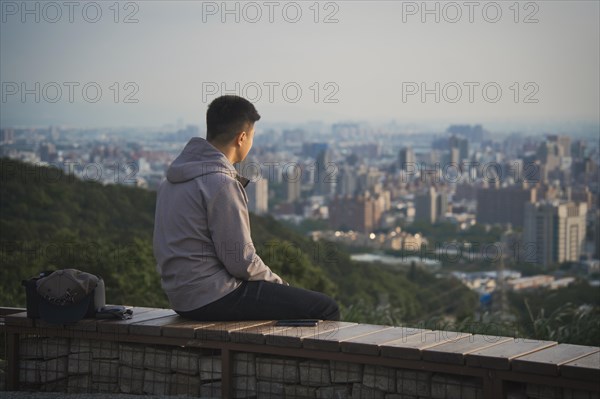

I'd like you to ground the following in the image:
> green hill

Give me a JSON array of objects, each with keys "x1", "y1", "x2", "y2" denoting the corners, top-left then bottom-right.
[{"x1": 0, "y1": 158, "x2": 477, "y2": 323}]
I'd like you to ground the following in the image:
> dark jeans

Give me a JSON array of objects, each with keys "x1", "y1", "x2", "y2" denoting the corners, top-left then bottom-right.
[{"x1": 176, "y1": 281, "x2": 340, "y2": 321}]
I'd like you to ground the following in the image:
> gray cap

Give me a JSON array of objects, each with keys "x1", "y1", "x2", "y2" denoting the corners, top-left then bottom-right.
[{"x1": 36, "y1": 269, "x2": 99, "y2": 306}]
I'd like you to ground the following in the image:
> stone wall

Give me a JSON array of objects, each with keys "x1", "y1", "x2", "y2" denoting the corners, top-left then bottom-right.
[{"x1": 11, "y1": 336, "x2": 598, "y2": 399}]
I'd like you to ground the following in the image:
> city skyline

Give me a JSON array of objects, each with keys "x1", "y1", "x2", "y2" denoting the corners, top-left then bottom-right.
[{"x1": 1, "y1": 1, "x2": 599, "y2": 129}]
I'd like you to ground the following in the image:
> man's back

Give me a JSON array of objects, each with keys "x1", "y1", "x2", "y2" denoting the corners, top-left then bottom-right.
[
  {"x1": 153, "y1": 137, "x2": 281, "y2": 312},
  {"x1": 153, "y1": 95, "x2": 338, "y2": 321}
]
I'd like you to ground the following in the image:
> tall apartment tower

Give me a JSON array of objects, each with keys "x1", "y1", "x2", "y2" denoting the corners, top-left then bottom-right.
[
  {"x1": 523, "y1": 201, "x2": 587, "y2": 267},
  {"x1": 414, "y1": 187, "x2": 445, "y2": 224},
  {"x1": 476, "y1": 184, "x2": 537, "y2": 227},
  {"x1": 314, "y1": 148, "x2": 334, "y2": 197},
  {"x1": 336, "y1": 165, "x2": 358, "y2": 196},
  {"x1": 329, "y1": 193, "x2": 382, "y2": 233},
  {"x1": 398, "y1": 147, "x2": 415, "y2": 171},
  {"x1": 286, "y1": 176, "x2": 301, "y2": 203},
  {"x1": 246, "y1": 178, "x2": 269, "y2": 215}
]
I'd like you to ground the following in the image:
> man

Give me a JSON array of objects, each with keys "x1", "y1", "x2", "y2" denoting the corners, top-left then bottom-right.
[{"x1": 153, "y1": 95, "x2": 340, "y2": 321}]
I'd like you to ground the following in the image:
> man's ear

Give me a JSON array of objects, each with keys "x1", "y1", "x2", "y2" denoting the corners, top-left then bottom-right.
[{"x1": 235, "y1": 131, "x2": 246, "y2": 147}]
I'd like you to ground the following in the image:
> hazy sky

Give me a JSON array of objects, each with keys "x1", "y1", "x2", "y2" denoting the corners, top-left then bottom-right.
[{"x1": 1, "y1": 0, "x2": 599, "y2": 129}]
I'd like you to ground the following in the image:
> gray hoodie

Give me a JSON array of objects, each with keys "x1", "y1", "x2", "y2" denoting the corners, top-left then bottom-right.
[{"x1": 153, "y1": 137, "x2": 283, "y2": 312}]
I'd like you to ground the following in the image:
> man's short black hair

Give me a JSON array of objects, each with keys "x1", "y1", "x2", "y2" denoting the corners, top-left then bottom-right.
[{"x1": 206, "y1": 95, "x2": 260, "y2": 145}]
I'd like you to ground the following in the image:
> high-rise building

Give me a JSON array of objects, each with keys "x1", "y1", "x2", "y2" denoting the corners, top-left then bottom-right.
[
  {"x1": 523, "y1": 201, "x2": 587, "y2": 267},
  {"x1": 1, "y1": 128, "x2": 15, "y2": 144},
  {"x1": 286, "y1": 175, "x2": 301, "y2": 203},
  {"x1": 547, "y1": 135, "x2": 571, "y2": 157},
  {"x1": 415, "y1": 187, "x2": 443, "y2": 224},
  {"x1": 476, "y1": 185, "x2": 537, "y2": 227},
  {"x1": 39, "y1": 142, "x2": 57, "y2": 163},
  {"x1": 329, "y1": 192, "x2": 381, "y2": 233},
  {"x1": 314, "y1": 148, "x2": 334, "y2": 197},
  {"x1": 398, "y1": 147, "x2": 415, "y2": 171},
  {"x1": 246, "y1": 178, "x2": 268, "y2": 215},
  {"x1": 336, "y1": 165, "x2": 358, "y2": 196},
  {"x1": 450, "y1": 147, "x2": 460, "y2": 165},
  {"x1": 449, "y1": 135, "x2": 469, "y2": 161}
]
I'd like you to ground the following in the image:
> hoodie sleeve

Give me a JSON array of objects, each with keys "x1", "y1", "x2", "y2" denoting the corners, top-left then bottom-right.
[{"x1": 207, "y1": 179, "x2": 284, "y2": 284}]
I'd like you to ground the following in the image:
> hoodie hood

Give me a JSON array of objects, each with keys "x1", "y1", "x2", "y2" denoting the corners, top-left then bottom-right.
[{"x1": 166, "y1": 137, "x2": 239, "y2": 184}]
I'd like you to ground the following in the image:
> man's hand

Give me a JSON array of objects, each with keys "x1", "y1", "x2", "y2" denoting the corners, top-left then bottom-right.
[{"x1": 282, "y1": 279, "x2": 290, "y2": 286}]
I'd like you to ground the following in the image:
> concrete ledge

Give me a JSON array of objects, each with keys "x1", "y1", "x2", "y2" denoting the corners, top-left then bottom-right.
[{"x1": 2, "y1": 306, "x2": 599, "y2": 399}]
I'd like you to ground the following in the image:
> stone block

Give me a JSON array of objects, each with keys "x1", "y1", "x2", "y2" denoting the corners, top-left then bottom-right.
[
  {"x1": 143, "y1": 346, "x2": 171, "y2": 373},
  {"x1": 257, "y1": 380, "x2": 285, "y2": 398},
  {"x1": 119, "y1": 343, "x2": 145, "y2": 367},
  {"x1": 195, "y1": 376, "x2": 257, "y2": 398},
  {"x1": 396, "y1": 369, "x2": 430, "y2": 397},
  {"x1": 316, "y1": 385, "x2": 351, "y2": 399},
  {"x1": 300, "y1": 359, "x2": 331, "y2": 386},
  {"x1": 233, "y1": 376, "x2": 257, "y2": 397},
  {"x1": 91, "y1": 341, "x2": 119, "y2": 359},
  {"x1": 19, "y1": 360, "x2": 40, "y2": 384},
  {"x1": 91, "y1": 359, "x2": 119, "y2": 383},
  {"x1": 91, "y1": 381, "x2": 119, "y2": 393},
  {"x1": 363, "y1": 365, "x2": 396, "y2": 392},
  {"x1": 526, "y1": 383, "x2": 564, "y2": 399},
  {"x1": 70, "y1": 338, "x2": 91, "y2": 353},
  {"x1": 119, "y1": 365, "x2": 144, "y2": 394},
  {"x1": 143, "y1": 369, "x2": 171, "y2": 395},
  {"x1": 19, "y1": 338, "x2": 43, "y2": 359},
  {"x1": 233, "y1": 352, "x2": 256, "y2": 376},
  {"x1": 39, "y1": 356, "x2": 67, "y2": 383},
  {"x1": 199, "y1": 355, "x2": 222, "y2": 380},
  {"x1": 352, "y1": 382, "x2": 386, "y2": 399},
  {"x1": 331, "y1": 361, "x2": 363, "y2": 383},
  {"x1": 67, "y1": 352, "x2": 91, "y2": 375},
  {"x1": 506, "y1": 390, "x2": 527, "y2": 399},
  {"x1": 563, "y1": 388, "x2": 599, "y2": 399},
  {"x1": 256, "y1": 356, "x2": 299, "y2": 383},
  {"x1": 198, "y1": 353, "x2": 256, "y2": 380},
  {"x1": 40, "y1": 378, "x2": 67, "y2": 392},
  {"x1": 41, "y1": 338, "x2": 70, "y2": 359},
  {"x1": 431, "y1": 373, "x2": 483, "y2": 399},
  {"x1": 200, "y1": 381, "x2": 222, "y2": 398},
  {"x1": 285, "y1": 384, "x2": 318, "y2": 398},
  {"x1": 431, "y1": 374, "x2": 461, "y2": 399},
  {"x1": 170, "y1": 372, "x2": 201, "y2": 396},
  {"x1": 67, "y1": 374, "x2": 91, "y2": 393},
  {"x1": 170, "y1": 348, "x2": 199, "y2": 375},
  {"x1": 461, "y1": 384, "x2": 483, "y2": 399}
]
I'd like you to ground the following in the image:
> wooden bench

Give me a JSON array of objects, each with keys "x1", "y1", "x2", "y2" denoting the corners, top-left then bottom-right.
[{"x1": 2, "y1": 306, "x2": 599, "y2": 398}]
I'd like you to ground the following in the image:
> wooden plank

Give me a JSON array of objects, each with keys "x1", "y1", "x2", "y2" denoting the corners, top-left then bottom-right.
[
  {"x1": 561, "y1": 352, "x2": 600, "y2": 381},
  {"x1": 229, "y1": 322, "x2": 292, "y2": 345},
  {"x1": 195, "y1": 320, "x2": 274, "y2": 341},
  {"x1": 341, "y1": 327, "x2": 429, "y2": 356},
  {"x1": 97, "y1": 309, "x2": 176, "y2": 334},
  {"x1": 0, "y1": 307, "x2": 25, "y2": 316},
  {"x1": 511, "y1": 344, "x2": 599, "y2": 376},
  {"x1": 3, "y1": 312, "x2": 34, "y2": 327},
  {"x1": 466, "y1": 339, "x2": 557, "y2": 370},
  {"x1": 162, "y1": 320, "x2": 220, "y2": 338},
  {"x1": 128, "y1": 315, "x2": 186, "y2": 336},
  {"x1": 302, "y1": 324, "x2": 394, "y2": 352},
  {"x1": 4, "y1": 306, "x2": 154, "y2": 331},
  {"x1": 422, "y1": 334, "x2": 512, "y2": 365},
  {"x1": 63, "y1": 306, "x2": 151, "y2": 332},
  {"x1": 265, "y1": 322, "x2": 357, "y2": 348},
  {"x1": 381, "y1": 330, "x2": 472, "y2": 360}
]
